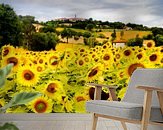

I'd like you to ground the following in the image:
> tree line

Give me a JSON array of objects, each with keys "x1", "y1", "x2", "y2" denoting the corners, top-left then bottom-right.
[{"x1": 0, "y1": 3, "x2": 163, "y2": 51}]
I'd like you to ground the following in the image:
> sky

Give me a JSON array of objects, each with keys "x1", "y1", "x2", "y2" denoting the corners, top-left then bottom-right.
[{"x1": 1, "y1": 0, "x2": 163, "y2": 27}]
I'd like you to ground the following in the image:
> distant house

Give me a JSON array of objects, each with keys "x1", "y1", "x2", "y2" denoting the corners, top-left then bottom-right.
[
  {"x1": 123, "y1": 26, "x2": 133, "y2": 31},
  {"x1": 112, "y1": 40, "x2": 127, "y2": 47},
  {"x1": 58, "y1": 23, "x2": 73, "y2": 27},
  {"x1": 33, "y1": 24, "x2": 44, "y2": 32}
]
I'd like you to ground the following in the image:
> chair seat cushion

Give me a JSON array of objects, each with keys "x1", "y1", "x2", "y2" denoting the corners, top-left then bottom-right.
[{"x1": 86, "y1": 100, "x2": 163, "y2": 122}]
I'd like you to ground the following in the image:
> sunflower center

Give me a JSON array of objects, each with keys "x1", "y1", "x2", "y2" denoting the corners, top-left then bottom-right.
[
  {"x1": 84, "y1": 57, "x2": 89, "y2": 62},
  {"x1": 7, "y1": 57, "x2": 18, "y2": 66},
  {"x1": 128, "y1": 63, "x2": 145, "y2": 76},
  {"x1": 24, "y1": 70, "x2": 34, "y2": 80},
  {"x1": 3, "y1": 48, "x2": 9, "y2": 56},
  {"x1": 88, "y1": 67, "x2": 98, "y2": 78},
  {"x1": 115, "y1": 54, "x2": 120, "y2": 59},
  {"x1": 89, "y1": 87, "x2": 95, "y2": 100},
  {"x1": 79, "y1": 60, "x2": 84, "y2": 66},
  {"x1": 147, "y1": 42, "x2": 152, "y2": 47},
  {"x1": 137, "y1": 54, "x2": 143, "y2": 59},
  {"x1": 149, "y1": 54, "x2": 157, "y2": 62},
  {"x1": 103, "y1": 54, "x2": 110, "y2": 60},
  {"x1": 80, "y1": 49, "x2": 85, "y2": 52},
  {"x1": 161, "y1": 49, "x2": 163, "y2": 53},
  {"x1": 37, "y1": 66, "x2": 43, "y2": 72},
  {"x1": 124, "y1": 50, "x2": 131, "y2": 56},
  {"x1": 103, "y1": 45, "x2": 107, "y2": 49},
  {"x1": 33, "y1": 60, "x2": 37, "y2": 64},
  {"x1": 76, "y1": 96, "x2": 85, "y2": 102},
  {"x1": 47, "y1": 83, "x2": 57, "y2": 93},
  {"x1": 39, "y1": 59, "x2": 43, "y2": 64},
  {"x1": 34, "y1": 100, "x2": 47, "y2": 113},
  {"x1": 119, "y1": 72, "x2": 124, "y2": 78},
  {"x1": 49, "y1": 56, "x2": 58, "y2": 66}
]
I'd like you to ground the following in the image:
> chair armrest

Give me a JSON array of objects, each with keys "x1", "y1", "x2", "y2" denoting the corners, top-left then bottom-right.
[
  {"x1": 137, "y1": 86, "x2": 163, "y2": 92},
  {"x1": 86, "y1": 83, "x2": 118, "y2": 89},
  {"x1": 86, "y1": 83, "x2": 118, "y2": 101}
]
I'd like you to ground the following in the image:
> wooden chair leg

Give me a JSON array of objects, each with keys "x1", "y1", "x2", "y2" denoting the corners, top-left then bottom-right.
[
  {"x1": 92, "y1": 113, "x2": 98, "y2": 130},
  {"x1": 121, "y1": 121, "x2": 127, "y2": 130},
  {"x1": 141, "y1": 90, "x2": 152, "y2": 130}
]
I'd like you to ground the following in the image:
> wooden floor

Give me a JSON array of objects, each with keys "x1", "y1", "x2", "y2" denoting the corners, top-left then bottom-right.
[{"x1": 0, "y1": 113, "x2": 143, "y2": 130}]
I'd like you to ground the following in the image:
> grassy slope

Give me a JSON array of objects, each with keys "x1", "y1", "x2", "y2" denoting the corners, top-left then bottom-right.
[{"x1": 56, "y1": 28, "x2": 151, "y2": 50}]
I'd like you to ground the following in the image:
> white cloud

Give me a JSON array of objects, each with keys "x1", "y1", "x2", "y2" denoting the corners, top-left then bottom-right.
[{"x1": 1, "y1": 0, "x2": 163, "y2": 27}]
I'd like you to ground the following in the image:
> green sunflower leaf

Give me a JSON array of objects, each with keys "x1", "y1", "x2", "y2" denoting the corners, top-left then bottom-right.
[
  {"x1": 0, "y1": 123, "x2": 19, "y2": 130},
  {"x1": 0, "y1": 92, "x2": 41, "y2": 113},
  {"x1": 0, "y1": 63, "x2": 13, "y2": 88},
  {"x1": 10, "y1": 92, "x2": 42, "y2": 106}
]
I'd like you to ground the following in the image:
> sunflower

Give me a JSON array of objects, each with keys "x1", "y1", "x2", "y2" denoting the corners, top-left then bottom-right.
[
  {"x1": 2, "y1": 55, "x2": 20, "y2": 72},
  {"x1": 117, "y1": 70, "x2": 127, "y2": 80},
  {"x1": 125, "y1": 62, "x2": 146, "y2": 77},
  {"x1": 122, "y1": 47, "x2": 133, "y2": 58},
  {"x1": 43, "y1": 80, "x2": 64, "y2": 99},
  {"x1": 73, "y1": 92, "x2": 87, "y2": 113},
  {"x1": 60, "y1": 96, "x2": 74, "y2": 112},
  {"x1": 1, "y1": 45, "x2": 15, "y2": 57},
  {"x1": 48, "y1": 54, "x2": 60, "y2": 70},
  {"x1": 17, "y1": 65, "x2": 40, "y2": 87},
  {"x1": 102, "y1": 44, "x2": 109, "y2": 50},
  {"x1": 84, "y1": 56, "x2": 90, "y2": 63},
  {"x1": 35, "y1": 64, "x2": 46, "y2": 73},
  {"x1": 85, "y1": 86, "x2": 109, "y2": 100},
  {"x1": 6, "y1": 106, "x2": 28, "y2": 113},
  {"x1": 101, "y1": 50, "x2": 114, "y2": 67},
  {"x1": 0, "y1": 98, "x2": 6, "y2": 108},
  {"x1": 148, "y1": 53, "x2": 160, "y2": 64},
  {"x1": 76, "y1": 57, "x2": 87, "y2": 67},
  {"x1": 135, "y1": 51, "x2": 147, "y2": 62},
  {"x1": 28, "y1": 96, "x2": 53, "y2": 113},
  {"x1": 144, "y1": 40, "x2": 155, "y2": 48},
  {"x1": 38, "y1": 55, "x2": 49, "y2": 65},
  {"x1": 87, "y1": 63, "x2": 104, "y2": 81},
  {"x1": 117, "y1": 87, "x2": 127, "y2": 100}
]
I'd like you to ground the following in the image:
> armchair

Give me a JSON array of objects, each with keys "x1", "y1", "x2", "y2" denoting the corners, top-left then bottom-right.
[{"x1": 86, "y1": 68, "x2": 163, "y2": 130}]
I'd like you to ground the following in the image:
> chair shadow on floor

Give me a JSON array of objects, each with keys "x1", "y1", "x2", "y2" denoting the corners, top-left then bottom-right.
[{"x1": 86, "y1": 68, "x2": 163, "y2": 130}]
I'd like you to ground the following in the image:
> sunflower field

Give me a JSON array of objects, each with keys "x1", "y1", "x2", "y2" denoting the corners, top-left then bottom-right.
[{"x1": 0, "y1": 42, "x2": 162, "y2": 113}]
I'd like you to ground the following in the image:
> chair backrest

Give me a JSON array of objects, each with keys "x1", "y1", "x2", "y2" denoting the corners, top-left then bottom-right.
[{"x1": 122, "y1": 68, "x2": 163, "y2": 107}]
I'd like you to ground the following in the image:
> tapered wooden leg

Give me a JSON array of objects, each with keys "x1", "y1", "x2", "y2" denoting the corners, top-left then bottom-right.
[
  {"x1": 141, "y1": 90, "x2": 152, "y2": 130},
  {"x1": 121, "y1": 121, "x2": 127, "y2": 130},
  {"x1": 92, "y1": 113, "x2": 98, "y2": 130}
]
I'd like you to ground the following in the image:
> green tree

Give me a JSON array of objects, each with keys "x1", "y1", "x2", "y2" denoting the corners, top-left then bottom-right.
[
  {"x1": 86, "y1": 23, "x2": 94, "y2": 31},
  {"x1": 83, "y1": 31, "x2": 91, "y2": 38},
  {"x1": 155, "y1": 34, "x2": 163, "y2": 46},
  {"x1": 31, "y1": 32, "x2": 59, "y2": 51},
  {"x1": 151, "y1": 27, "x2": 163, "y2": 37},
  {"x1": 111, "y1": 29, "x2": 116, "y2": 41},
  {"x1": 19, "y1": 15, "x2": 36, "y2": 49},
  {"x1": 120, "y1": 31, "x2": 124, "y2": 39},
  {"x1": 126, "y1": 37, "x2": 143, "y2": 47},
  {"x1": 0, "y1": 4, "x2": 22, "y2": 47},
  {"x1": 84, "y1": 37, "x2": 98, "y2": 47},
  {"x1": 143, "y1": 34, "x2": 154, "y2": 40},
  {"x1": 61, "y1": 28, "x2": 75, "y2": 43},
  {"x1": 40, "y1": 25, "x2": 56, "y2": 33}
]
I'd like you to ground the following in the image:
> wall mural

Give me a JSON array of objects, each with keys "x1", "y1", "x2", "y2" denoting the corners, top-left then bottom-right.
[{"x1": 0, "y1": 43, "x2": 162, "y2": 113}]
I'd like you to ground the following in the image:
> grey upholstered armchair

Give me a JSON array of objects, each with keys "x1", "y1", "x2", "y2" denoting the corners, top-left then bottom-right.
[{"x1": 86, "y1": 68, "x2": 163, "y2": 130}]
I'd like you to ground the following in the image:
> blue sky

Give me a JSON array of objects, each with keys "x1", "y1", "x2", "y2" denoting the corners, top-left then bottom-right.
[{"x1": 1, "y1": 0, "x2": 163, "y2": 27}]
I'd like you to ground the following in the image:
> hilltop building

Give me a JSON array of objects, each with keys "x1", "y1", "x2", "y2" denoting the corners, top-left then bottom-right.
[{"x1": 55, "y1": 15, "x2": 87, "y2": 22}]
